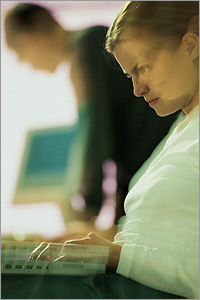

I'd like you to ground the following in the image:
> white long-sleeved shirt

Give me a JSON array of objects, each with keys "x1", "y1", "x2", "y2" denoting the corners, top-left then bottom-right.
[{"x1": 114, "y1": 106, "x2": 199, "y2": 299}]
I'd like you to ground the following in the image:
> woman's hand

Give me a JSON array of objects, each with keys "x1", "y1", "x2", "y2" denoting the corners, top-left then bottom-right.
[
  {"x1": 60, "y1": 233, "x2": 122, "y2": 271},
  {"x1": 29, "y1": 242, "x2": 63, "y2": 261},
  {"x1": 29, "y1": 233, "x2": 122, "y2": 271}
]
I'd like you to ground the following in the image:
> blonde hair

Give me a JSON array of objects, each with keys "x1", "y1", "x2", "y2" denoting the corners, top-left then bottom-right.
[{"x1": 105, "y1": 1, "x2": 199, "y2": 53}]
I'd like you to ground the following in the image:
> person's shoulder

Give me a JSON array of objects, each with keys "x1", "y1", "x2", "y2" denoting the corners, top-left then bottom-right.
[
  {"x1": 78, "y1": 25, "x2": 108, "y2": 43},
  {"x1": 75, "y1": 25, "x2": 108, "y2": 42},
  {"x1": 83, "y1": 25, "x2": 108, "y2": 36},
  {"x1": 70, "y1": 26, "x2": 108, "y2": 53}
]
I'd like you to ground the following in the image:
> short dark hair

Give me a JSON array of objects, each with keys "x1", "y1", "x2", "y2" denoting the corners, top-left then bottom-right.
[{"x1": 5, "y1": 3, "x2": 58, "y2": 48}]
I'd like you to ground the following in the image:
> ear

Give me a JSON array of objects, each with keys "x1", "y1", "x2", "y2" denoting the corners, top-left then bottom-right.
[{"x1": 182, "y1": 32, "x2": 199, "y2": 59}]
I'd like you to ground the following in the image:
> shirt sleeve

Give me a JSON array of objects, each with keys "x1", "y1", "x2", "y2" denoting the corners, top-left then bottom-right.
[{"x1": 117, "y1": 240, "x2": 199, "y2": 299}]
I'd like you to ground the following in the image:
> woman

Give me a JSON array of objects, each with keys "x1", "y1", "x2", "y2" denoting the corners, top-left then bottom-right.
[
  {"x1": 4, "y1": 3, "x2": 178, "y2": 232},
  {"x1": 104, "y1": 2, "x2": 199, "y2": 299},
  {"x1": 3, "y1": 2, "x2": 199, "y2": 299}
]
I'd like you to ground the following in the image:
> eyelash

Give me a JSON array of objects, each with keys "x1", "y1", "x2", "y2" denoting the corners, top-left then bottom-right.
[
  {"x1": 126, "y1": 66, "x2": 150, "y2": 79},
  {"x1": 138, "y1": 66, "x2": 149, "y2": 73}
]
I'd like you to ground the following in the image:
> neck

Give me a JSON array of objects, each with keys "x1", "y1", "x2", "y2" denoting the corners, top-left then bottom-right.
[
  {"x1": 183, "y1": 87, "x2": 199, "y2": 115},
  {"x1": 53, "y1": 27, "x2": 73, "y2": 63},
  {"x1": 60, "y1": 29, "x2": 80, "y2": 62},
  {"x1": 61, "y1": 30, "x2": 72, "y2": 60}
]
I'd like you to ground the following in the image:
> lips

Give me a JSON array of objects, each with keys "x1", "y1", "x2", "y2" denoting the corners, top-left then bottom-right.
[{"x1": 146, "y1": 98, "x2": 159, "y2": 107}]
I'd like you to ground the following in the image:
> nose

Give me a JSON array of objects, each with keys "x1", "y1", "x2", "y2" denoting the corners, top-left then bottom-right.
[{"x1": 132, "y1": 77, "x2": 149, "y2": 97}]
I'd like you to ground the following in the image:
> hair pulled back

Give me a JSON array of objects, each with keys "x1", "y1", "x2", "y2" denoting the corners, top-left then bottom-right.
[{"x1": 105, "y1": 1, "x2": 199, "y2": 53}]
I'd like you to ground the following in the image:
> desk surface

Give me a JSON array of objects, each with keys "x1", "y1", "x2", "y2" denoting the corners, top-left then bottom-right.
[{"x1": 2, "y1": 273, "x2": 184, "y2": 299}]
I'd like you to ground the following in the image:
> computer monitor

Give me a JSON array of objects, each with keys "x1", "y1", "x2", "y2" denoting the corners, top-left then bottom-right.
[{"x1": 13, "y1": 125, "x2": 77, "y2": 209}]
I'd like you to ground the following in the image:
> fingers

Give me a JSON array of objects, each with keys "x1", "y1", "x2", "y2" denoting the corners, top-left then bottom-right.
[
  {"x1": 63, "y1": 232, "x2": 109, "y2": 246},
  {"x1": 29, "y1": 242, "x2": 48, "y2": 261},
  {"x1": 28, "y1": 233, "x2": 111, "y2": 262},
  {"x1": 63, "y1": 236, "x2": 91, "y2": 246},
  {"x1": 57, "y1": 233, "x2": 111, "y2": 265},
  {"x1": 60, "y1": 232, "x2": 112, "y2": 257},
  {"x1": 33, "y1": 244, "x2": 52, "y2": 261},
  {"x1": 29, "y1": 243, "x2": 63, "y2": 261},
  {"x1": 84, "y1": 232, "x2": 113, "y2": 247},
  {"x1": 53, "y1": 255, "x2": 65, "y2": 262}
]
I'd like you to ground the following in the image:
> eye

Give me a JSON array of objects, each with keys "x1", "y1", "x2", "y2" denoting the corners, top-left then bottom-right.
[
  {"x1": 125, "y1": 74, "x2": 132, "y2": 79},
  {"x1": 138, "y1": 66, "x2": 149, "y2": 74}
]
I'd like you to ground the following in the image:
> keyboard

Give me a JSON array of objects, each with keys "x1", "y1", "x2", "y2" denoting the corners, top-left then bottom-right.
[{"x1": 1, "y1": 240, "x2": 109, "y2": 276}]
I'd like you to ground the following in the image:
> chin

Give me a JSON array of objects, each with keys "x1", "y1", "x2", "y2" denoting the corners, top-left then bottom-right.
[
  {"x1": 155, "y1": 111, "x2": 169, "y2": 117},
  {"x1": 154, "y1": 107, "x2": 180, "y2": 117},
  {"x1": 47, "y1": 68, "x2": 55, "y2": 73},
  {"x1": 33, "y1": 64, "x2": 56, "y2": 73},
  {"x1": 48, "y1": 66, "x2": 57, "y2": 73}
]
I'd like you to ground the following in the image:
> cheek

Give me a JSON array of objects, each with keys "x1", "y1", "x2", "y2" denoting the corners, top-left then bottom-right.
[{"x1": 149, "y1": 63, "x2": 183, "y2": 96}]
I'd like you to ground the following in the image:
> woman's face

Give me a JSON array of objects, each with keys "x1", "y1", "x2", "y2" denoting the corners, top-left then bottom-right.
[{"x1": 113, "y1": 28, "x2": 199, "y2": 116}]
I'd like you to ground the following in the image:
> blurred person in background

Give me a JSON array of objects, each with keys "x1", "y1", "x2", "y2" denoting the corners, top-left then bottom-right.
[{"x1": 4, "y1": 2, "x2": 178, "y2": 241}]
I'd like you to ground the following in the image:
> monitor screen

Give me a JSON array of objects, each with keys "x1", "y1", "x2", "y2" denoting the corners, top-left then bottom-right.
[{"x1": 13, "y1": 125, "x2": 77, "y2": 205}]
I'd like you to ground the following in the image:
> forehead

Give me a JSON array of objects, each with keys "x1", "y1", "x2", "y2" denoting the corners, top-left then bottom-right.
[
  {"x1": 113, "y1": 36, "x2": 156, "y2": 72},
  {"x1": 123, "y1": 25, "x2": 163, "y2": 51},
  {"x1": 113, "y1": 25, "x2": 173, "y2": 72}
]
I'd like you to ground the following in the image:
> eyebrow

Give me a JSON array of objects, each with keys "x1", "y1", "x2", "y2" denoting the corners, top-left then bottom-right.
[{"x1": 124, "y1": 64, "x2": 138, "y2": 77}]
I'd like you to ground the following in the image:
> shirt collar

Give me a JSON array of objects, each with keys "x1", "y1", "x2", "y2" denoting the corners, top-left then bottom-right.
[{"x1": 186, "y1": 105, "x2": 199, "y2": 122}]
